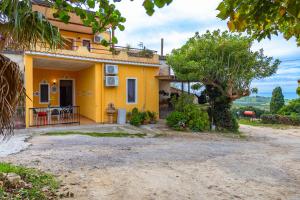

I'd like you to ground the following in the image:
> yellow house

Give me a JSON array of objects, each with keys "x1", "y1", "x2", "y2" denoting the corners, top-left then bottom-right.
[{"x1": 13, "y1": 1, "x2": 160, "y2": 127}]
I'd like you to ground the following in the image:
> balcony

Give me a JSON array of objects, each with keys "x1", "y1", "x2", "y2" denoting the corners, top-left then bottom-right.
[{"x1": 25, "y1": 41, "x2": 160, "y2": 65}]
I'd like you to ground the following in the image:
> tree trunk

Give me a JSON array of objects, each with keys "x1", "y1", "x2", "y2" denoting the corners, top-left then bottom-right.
[
  {"x1": 0, "y1": 53, "x2": 23, "y2": 137},
  {"x1": 206, "y1": 85, "x2": 239, "y2": 132}
]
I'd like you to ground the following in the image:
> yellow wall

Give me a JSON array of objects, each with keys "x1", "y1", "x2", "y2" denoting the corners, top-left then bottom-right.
[
  {"x1": 101, "y1": 65, "x2": 159, "y2": 123},
  {"x1": 32, "y1": 68, "x2": 77, "y2": 107},
  {"x1": 24, "y1": 55, "x2": 33, "y2": 128},
  {"x1": 76, "y1": 66, "x2": 97, "y2": 121},
  {"x1": 25, "y1": 55, "x2": 159, "y2": 126}
]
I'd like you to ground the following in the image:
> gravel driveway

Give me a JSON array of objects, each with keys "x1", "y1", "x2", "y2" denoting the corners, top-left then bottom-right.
[{"x1": 2, "y1": 125, "x2": 300, "y2": 200}]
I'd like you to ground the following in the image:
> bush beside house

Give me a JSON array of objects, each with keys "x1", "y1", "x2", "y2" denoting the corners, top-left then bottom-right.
[
  {"x1": 166, "y1": 94, "x2": 210, "y2": 132},
  {"x1": 127, "y1": 108, "x2": 157, "y2": 126}
]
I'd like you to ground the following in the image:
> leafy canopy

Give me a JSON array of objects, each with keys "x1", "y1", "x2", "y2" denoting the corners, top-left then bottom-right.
[
  {"x1": 0, "y1": 0, "x2": 63, "y2": 50},
  {"x1": 167, "y1": 30, "x2": 280, "y2": 101},
  {"x1": 216, "y1": 0, "x2": 300, "y2": 45}
]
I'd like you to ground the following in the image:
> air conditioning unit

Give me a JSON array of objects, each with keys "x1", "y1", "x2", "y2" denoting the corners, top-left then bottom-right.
[
  {"x1": 94, "y1": 34, "x2": 103, "y2": 43},
  {"x1": 105, "y1": 64, "x2": 118, "y2": 75},
  {"x1": 105, "y1": 76, "x2": 119, "y2": 87}
]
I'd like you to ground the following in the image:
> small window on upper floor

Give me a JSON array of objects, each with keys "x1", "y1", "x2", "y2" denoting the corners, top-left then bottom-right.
[
  {"x1": 82, "y1": 39, "x2": 91, "y2": 51},
  {"x1": 40, "y1": 83, "x2": 49, "y2": 104}
]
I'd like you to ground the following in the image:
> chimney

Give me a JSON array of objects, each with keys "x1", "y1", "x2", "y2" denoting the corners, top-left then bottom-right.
[{"x1": 161, "y1": 38, "x2": 164, "y2": 57}]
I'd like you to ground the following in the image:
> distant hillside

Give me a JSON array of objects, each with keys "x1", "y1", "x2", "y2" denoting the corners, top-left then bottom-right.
[
  {"x1": 233, "y1": 96, "x2": 291, "y2": 111},
  {"x1": 233, "y1": 96, "x2": 271, "y2": 110}
]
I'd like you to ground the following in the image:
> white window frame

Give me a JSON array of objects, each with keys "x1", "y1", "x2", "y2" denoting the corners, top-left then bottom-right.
[
  {"x1": 126, "y1": 78, "x2": 137, "y2": 104},
  {"x1": 39, "y1": 83, "x2": 50, "y2": 104}
]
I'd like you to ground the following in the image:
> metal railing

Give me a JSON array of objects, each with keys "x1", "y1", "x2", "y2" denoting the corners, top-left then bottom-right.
[{"x1": 28, "y1": 106, "x2": 80, "y2": 127}]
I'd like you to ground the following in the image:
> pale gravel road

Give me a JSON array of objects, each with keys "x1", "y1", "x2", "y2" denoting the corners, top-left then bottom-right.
[{"x1": 1, "y1": 125, "x2": 300, "y2": 200}]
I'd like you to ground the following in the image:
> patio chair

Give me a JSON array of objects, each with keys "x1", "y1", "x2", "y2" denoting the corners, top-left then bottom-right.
[
  {"x1": 51, "y1": 108, "x2": 60, "y2": 124},
  {"x1": 36, "y1": 109, "x2": 47, "y2": 126},
  {"x1": 60, "y1": 106, "x2": 73, "y2": 122}
]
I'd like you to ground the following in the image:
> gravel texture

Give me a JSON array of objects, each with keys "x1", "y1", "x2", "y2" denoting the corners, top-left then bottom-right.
[{"x1": 1, "y1": 124, "x2": 300, "y2": 200}]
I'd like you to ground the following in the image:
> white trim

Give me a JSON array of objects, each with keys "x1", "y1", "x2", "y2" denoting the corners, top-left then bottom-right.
[
  {"x1": 126, "y1": 78, "x2": 137, "y2": 104},
  {"x1": 25, "y1": 51, "x2": 161, "y2": 67},
  {"x1": 39, "y1": 82, "x2": 50, "y2": 104},
  {"x1": 58, "y1": 79, "x2": 76, "y2": 107}
]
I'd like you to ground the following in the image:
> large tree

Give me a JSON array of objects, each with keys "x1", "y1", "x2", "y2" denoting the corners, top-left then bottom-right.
[
  {"x1": 216, "y1": 0, "x2": 300, "y2": 46},
  {"x1": 270, "y1": 86, "x2": 285, "y2": 113},
  {"x1": 167, "y1": 30, "x2": 280, "y2": 132},
  {"x1": 0, "y1": 0, "x2": 171, "y2": 136}
]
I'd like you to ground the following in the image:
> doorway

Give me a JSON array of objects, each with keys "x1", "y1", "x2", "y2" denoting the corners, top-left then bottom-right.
[{"x1": 59, "y1": 80, "x2": 74, "y2": 107}]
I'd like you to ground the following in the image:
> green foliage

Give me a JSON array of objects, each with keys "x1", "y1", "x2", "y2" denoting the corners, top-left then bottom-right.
[
  {"x1": 216, "y1": 0, "x2": 300, "y2": 46},
  {"x1": 130, "y1": 108, "x2": 143, "y2": 126},
  {"x1": 0, "y1": 163, "x2": 59, "y2": 199},
  {"x1": 129, "y1": 108, "x2": 157, "y2": 126},
  {"x1": 206, "y1": 86, "x2": 239, "y2": 132},
  {"x1": 166, "y1": 111, "x2": 188, "y2": 130},
  {"x1": 171, "y1": 93, "x2": 194, "y2": 112},
  {"x1": 261, "y1": 114, "x2": 300, "y2": 126},
  {"x1": 167, "y1": 30, "x2": 279, "y2": 101},
  {"x1": 147, "y1": 111, "x2": 158, "y2": 123},
  {"x1": 270, "y1": 87, "x2": 285, "y2": 114},
  {"x1": 297, "y1": 87, "x2": 300, "y2": 96},
  {"x1": 278, "y1": 98, "x2": 300, "y2": 116},
  {"x1": 167, "y1": 95, "x2": 210, "y2": 131},
  {"x1": 0, "y1": 0, "x2": 63, "y2": 50}
]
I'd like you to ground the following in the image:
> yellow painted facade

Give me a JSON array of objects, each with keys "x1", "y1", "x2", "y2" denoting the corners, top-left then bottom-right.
[
  {"x1": 25, "y1": 58, "x2": 159, "y2": 127},
  {"x1": 23, "y1": 3, "x2": 160, "y2": 127}
]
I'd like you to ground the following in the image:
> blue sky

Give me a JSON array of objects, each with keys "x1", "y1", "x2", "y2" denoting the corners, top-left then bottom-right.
[{"x1": 115, "y1": 0, "x2": 300, "y2": 99}]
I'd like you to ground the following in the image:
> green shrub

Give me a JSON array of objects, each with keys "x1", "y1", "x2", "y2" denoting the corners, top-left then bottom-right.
[
  {"x1": 130, "y1": 113, "x2": 142, "y2": 126},
  {"x1": 166, "y1": 111, "x2": 188, "y2": 130},
  {"x1": 147, "y1": 111, "x2": 157, "y2": 123},
  {"x1": 188, "y1": 113, "x2": 210, "y2": 131},
  {"x1": 296, "y1": 86, "x2": 300, "y2": 96},
  {"x1": 130, "y1": 107, "x2": 142, "y2": 126},
  {"x1": 129, "y1": 108, "x2": 157, "y2": 126},
  {"x1": 167, "y1": 101, "x2": 210, "y2": 131},
  {"x1": 171, "y1": 93, "x2": 194, "y2": 112},
  {"x1": 261, "y1": 114, "x2": 300, "y2": 126},
  {"x1": 278, "y1": 98, "x2": 300, "y2": 116}
]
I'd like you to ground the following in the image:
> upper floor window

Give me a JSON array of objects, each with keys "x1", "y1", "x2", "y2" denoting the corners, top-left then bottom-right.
[
  {"x1": 40, "y1": 83, "x2": 49, "y2": 104},
  {"x1": 82, "y1": 39, "x2": 91, "y2": 51},
  {"x1": 126, "y1": 78, "x2": 137, "y2": 104}
]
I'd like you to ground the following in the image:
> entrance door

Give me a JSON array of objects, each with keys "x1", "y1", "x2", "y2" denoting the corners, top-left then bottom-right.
[{"x1": 60, "y1": 80, "x2": 73, "y2": 107}]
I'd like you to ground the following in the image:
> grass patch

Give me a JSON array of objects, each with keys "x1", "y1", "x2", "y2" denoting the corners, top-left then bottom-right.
[
  {"x1": 44, "y1": 131, "x2": 147, "y2": 138},
  {"x1": 0, "y1": 163, "x2": 59, "y2": 199},
  {"x1": 238, "y1": 118, "x2": 298, "y2": 129}
]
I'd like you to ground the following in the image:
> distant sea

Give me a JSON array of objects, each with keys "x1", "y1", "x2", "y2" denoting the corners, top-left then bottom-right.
[{"x1": 255, "y1": 92, "x2": 298, "y2": 100}]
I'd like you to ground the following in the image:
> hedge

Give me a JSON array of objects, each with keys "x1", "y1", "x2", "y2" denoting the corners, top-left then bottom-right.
[{"x1": 261, "y1": 114, "x2": 300, "y2": 126}]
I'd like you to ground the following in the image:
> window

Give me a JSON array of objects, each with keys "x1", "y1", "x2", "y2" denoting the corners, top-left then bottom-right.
[
  {"x1": 40, "y1": 83, "x2": 49, "y2": 103},
  {"x1": 82, "y1": 39, "x2": 91, "y2": 51},
  {"x1": 127, "y1": 78, "x2": 137, "y2": 104}
]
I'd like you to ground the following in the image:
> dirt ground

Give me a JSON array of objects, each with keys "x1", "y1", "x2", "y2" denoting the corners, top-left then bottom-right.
[{"x1": 1, "y1": 124, "x2": 300, "y2": 200}]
